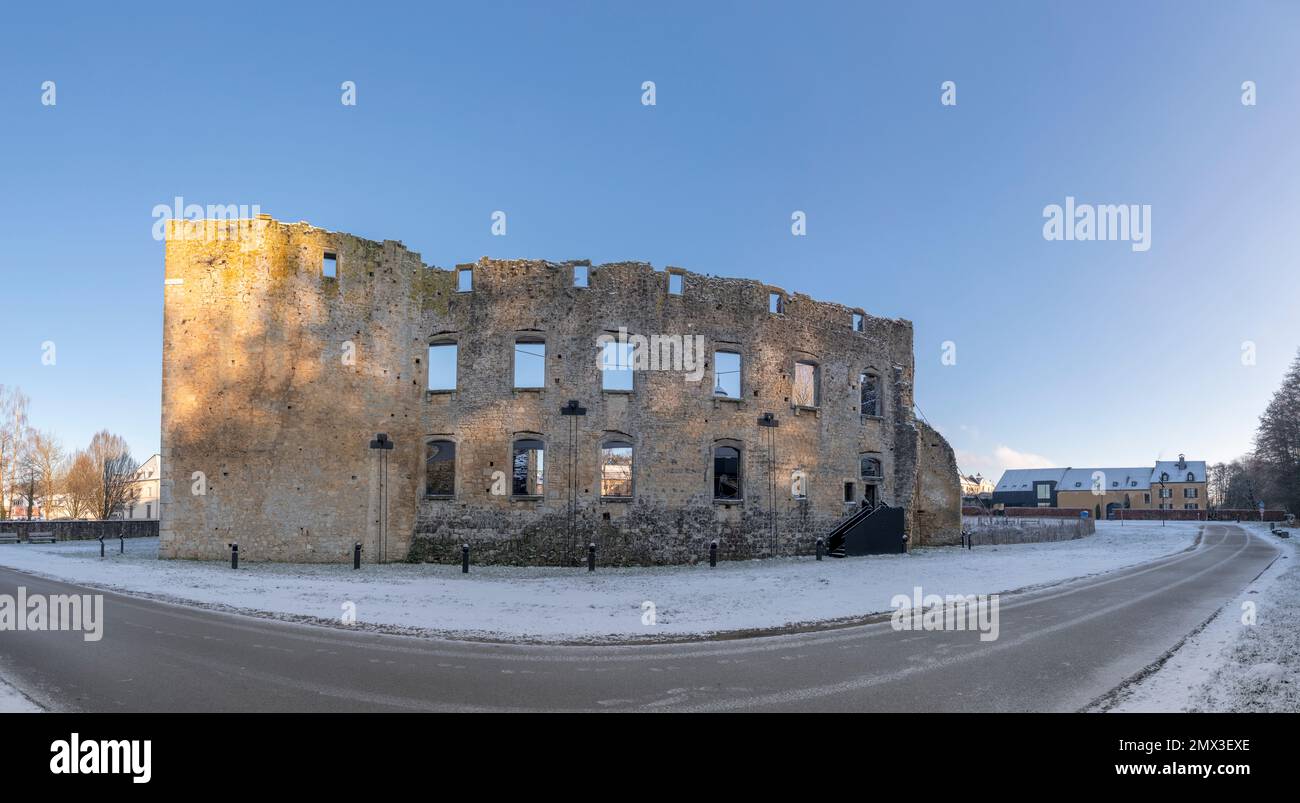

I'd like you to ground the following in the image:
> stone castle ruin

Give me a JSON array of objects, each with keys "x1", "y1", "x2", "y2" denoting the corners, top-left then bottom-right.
[{"x1": 160, "y1": 216, "x2": 960, "y2": 564}]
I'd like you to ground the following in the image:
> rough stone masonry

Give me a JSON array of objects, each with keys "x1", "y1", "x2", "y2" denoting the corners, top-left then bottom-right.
[{"x1": 159, "y1": 216, "x2": 960, "y2": 565}]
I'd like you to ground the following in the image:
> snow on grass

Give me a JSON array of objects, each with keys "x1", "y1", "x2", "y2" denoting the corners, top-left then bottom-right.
[
  {"x1": 0, "y1": 521, "x2": 1199, "y2": 642},
  {"x1": 0, "y1": 672, "x2": 42, "y2": 713},
  {"x1": 1110, "y1": 524, "x2": 1297, "y2": 712}
]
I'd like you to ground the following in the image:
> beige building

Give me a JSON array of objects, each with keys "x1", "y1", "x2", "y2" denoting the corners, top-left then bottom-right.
[
  {"x1": 124, "y1": 454, "x2": 161, "y2": 520},
  {"x1": 960, "y1": 474, "x2": 994, "y2": 501},
  {"x1": 995, "y1": 455, "x2": 1207, "y2": 519}
]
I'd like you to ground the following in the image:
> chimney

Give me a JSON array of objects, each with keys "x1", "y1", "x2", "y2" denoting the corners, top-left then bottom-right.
[{"x1": 1177, "y1": 453, "x2": 1186, "y2": 470}]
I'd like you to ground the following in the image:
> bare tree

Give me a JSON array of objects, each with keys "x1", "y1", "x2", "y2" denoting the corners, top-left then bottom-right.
[
  {"x1": 1207, "y1": 461, "x2": 1226, "y2": 508},
  {"x1": 6, "y1": 457, "x2": 37, "y2": 519},
  {"x1": 60, "y1": 450, "x2": 99, "y2": 520},
  {"x1": 0, "y1": 385, "x2": 30, "y2": 520},
  {"x1": 101, "y1": 453, "x2": 140, "y2": 520},
  {"x1": 23, "y1": 429, "x2": 64, "y2": 519},
  {"x1": 1209, "y1": 457, "x2": 1266, "y2": 511},
  {"x1": 86, "y1": 431, "x2": 138, "y2": 520}
]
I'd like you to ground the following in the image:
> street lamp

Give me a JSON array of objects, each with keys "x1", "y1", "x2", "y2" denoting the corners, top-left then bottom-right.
[
  {"x1": 757, "y1": 413, "x2": 780, "y2": 556},
  {"x1": 368, "y1": 433, "x2": 395, "y2": 562},
  {"x1": 560, "y1": 400, "x2": 587, "y2": 566}
]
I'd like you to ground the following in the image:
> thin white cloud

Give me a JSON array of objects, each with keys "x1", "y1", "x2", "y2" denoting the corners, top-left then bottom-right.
[
  {"x1": 993, "y1": 445, "x2": 1056, "y2": 469},
  {"x1": 956, "y1": 444, "x2": 1056, "y2": 479}
]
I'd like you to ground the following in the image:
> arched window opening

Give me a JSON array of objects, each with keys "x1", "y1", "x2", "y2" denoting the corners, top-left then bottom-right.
[
  {"x1": 860, "y1": 372, "x2": 880, "y2": 417},
  {"x1": 425, "y1": 440, "x2": 456, "y2": 497},
  {"x1": 714, "y1": 445, "x2": 742, "y2": 501},
  {"x1": 512, "y1": 439, "x2": 545, "y2": 497},
  {"x1": 601, "y1": 441, "x2": 633, "y2": 498}
]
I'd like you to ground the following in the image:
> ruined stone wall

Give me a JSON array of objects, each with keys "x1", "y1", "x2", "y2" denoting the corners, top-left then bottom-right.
[
  {"x1": 914, "y1": 420, "x2": 962, "y2": 545},
  {"x1": 411, "y1": 257, "x2": 922, "y2": 565},
  {"x1": 160, "y1": 218, "x2": 424, "y2": 562},
  {"x1": 160, "y1": 216, "x2": 960, "y2": 565}
]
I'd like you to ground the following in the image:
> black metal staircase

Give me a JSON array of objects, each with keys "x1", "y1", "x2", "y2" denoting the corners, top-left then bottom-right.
[{"x1": 825, "y1": 503, "x2": 906, "y2": 557}]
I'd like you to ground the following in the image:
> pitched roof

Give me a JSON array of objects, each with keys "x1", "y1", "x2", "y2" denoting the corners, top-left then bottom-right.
[
  {"x1": 994, "y1": 468, "x2": 1069, "y2": 492},
  {"x1": 1057, "y1": 467, "x2": 1152, "y2": 491},
  {"x1": 1152, "y1": 460, "x2": 1207, "y2": 484},
  {"x1": 996, "y1": 459, "x2": 1208, "y2": 493}
]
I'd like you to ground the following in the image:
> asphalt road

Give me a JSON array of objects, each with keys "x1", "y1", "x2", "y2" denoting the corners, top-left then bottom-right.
[{"x1": 0, "y1": 524, "x2": 1279, "y2": 712}]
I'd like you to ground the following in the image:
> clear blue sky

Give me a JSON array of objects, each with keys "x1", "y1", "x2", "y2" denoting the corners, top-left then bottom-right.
[{"x1": 2, "y1": 1, "x2": 1297, "y2": 480}]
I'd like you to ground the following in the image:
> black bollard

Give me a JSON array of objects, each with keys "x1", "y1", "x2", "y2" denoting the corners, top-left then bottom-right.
[
  {"x1": 229, "y1": 543, "x2": 238, "y2": 569},
  {"x1": 99, "y1": 536, "x2": 105, "y2": 558},
  {"x1": 461, "y1": 543, "x2": 470, "y2": 574},
  {"x1": 353, "y1": 542, "x2": 362, "y2": 570},
  {"x1": 587, "y1": 543, "x2": 596, "y2": 572},
  {"x1": 815, "y1": 537, "x2": 823, "y2": 561},
  {"x1": 120, "y1": 535, "x2": 125, "y2": 554},
  {"x1": 710, "y1": 540, "x2": 718, "y2": 567},
  {"x1": 901, "y1": 534, "x2": 910, "y2": 555}
]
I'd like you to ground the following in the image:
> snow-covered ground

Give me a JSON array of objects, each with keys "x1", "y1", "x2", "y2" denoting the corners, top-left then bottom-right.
[
  {"x1": 1109, "y1": 524, "x2": 1297, "y2": 712},
  {"x1": 0, "y1": 671, "x2": 42, "y2": 713},
  {"x1": 0, "y1": 521, "x2": 1200, "y2": 642}
]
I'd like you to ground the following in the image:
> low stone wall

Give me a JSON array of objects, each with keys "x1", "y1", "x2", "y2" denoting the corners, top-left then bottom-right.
[
  {"x1": 979, "y1": 507, "x2": 1287, "y2": 523},
  {"x1": 1209, "y1": 509, "x2": 1287, "y2": 522},
  {"x1": 1006, "y1": 507, "x2": 1087, "y2": 518},
  {"x1": 410, "y1": 499, "x2": 845, "y2": 566},
  {"x1": 962, "y1": 515, "x2": 1094, "y2": 546},
  {"x1": 975, "y1": 507, "x2": 1089, "y2": 518},
  {"x1": 1112, "y1": 509, "x2": 1206, "y2": 521},
  {"x1": 0, "y1": 520, "x2": 159, "y2": 542}
]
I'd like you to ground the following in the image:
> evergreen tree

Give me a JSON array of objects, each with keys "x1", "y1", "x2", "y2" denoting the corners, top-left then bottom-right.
[{"x1": 1254, "y1": 349, "x2": 1300, "y2": 512}]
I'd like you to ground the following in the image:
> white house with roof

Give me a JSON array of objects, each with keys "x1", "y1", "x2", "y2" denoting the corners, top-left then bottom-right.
[{"x1": 123, "y1": 454, "x2": 160, "y2": 520}]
